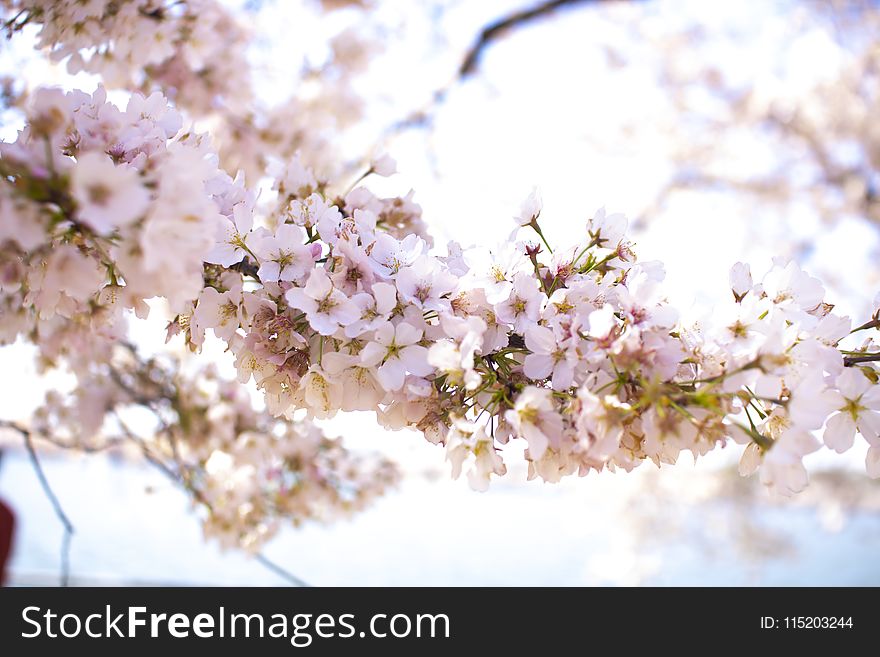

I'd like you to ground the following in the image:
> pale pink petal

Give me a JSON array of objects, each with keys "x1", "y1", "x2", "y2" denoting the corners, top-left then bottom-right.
[
  {"x1": 395, "y1": 322, "x2": 423, "y2": 346},
  {"x1": 372, "y1": 282, "x2": 398, "y2": 314},
  {"x1": 285, "y1": 288, "x2": 316, "y2": 314},
  {"x1": 857, "y1": 410, "x2": 880, "y2": 446},
  {"x1": 377, "y1": 358, "x2": 406, "y2": 390},
  {"x1": 400, "y1": 345, "x2": 432, "y2": 376},
  {"x1": 824, "y1": 412, "x2": 856, "y2": 453},
  {"x1": 522, "y1": 423, "x2": 549, "y2": 460},
  {"x1": 525, "y1": 325, "x2": 556, "y2": 355},
  {"x1": 523, "y1": 354, "x2": 553, "y2": 380},
  {"x1": 551, "y1": 362, "x2": 574, "y2": 391},
  {"x1": 359, "y1": 341, "x2": 386, "y2": 367},
  {"x1": 303, "y1": 269, "x2": 332, "y2": 299}
]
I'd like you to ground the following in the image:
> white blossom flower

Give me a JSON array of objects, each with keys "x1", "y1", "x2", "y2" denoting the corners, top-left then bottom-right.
[
  {"x1": 124, "y1": 91, "x2": 182, "y2": 139},
  {"x1": 205, "y1": 203, "x2": 255, "y2": 267},
  {"x1": 729, "y1": 261, "x2": 753, "y2": 301},
  {"x1": 514, "y1": 187, "x2": 542, "y2": 226},
  {"x1": 428, "y1": 317, "x2": 485, "y2": 391},
  {"x1": 278, "y1": 154, "x2": 317, "y2": 198},
  {"x1": 576, "y1": 390, "x2": 631, "y2": 462},
  {"x1": 494, "y1": 271, "x2": 544, "y2": 333},
  {"x1": 587, "y1": 305, "x2": 619, "y2": 343},
  {"x1": 395, "y1": 256, "x2": 458, "y2": 312},
  {"x1": 191, "y1": 285, "x2": 244, "y2": 345},
  {"x1": 252, "y1": 223, "x2": 314, "y2": 283},
  {"x1": 759, "y1": 426, "x2": 820, "y2": 496},
  {"x1": 761, "y1": 261, "x2": 825, "y2": 325},
  {"x1": 370, "y1": 154, "x2": 397, "y2": 177},
  {"x1": 788, "y1": 373, "x2": 843, "y2": 431},
  {"x1": 289, "y1": 193, "x2": 341, "y2": 230},
  {"x1": 359, "y1": 321, "x2": 433, "y2": 391},
  {"x1": 462, "y1": 242, "x2": 528, "y2": 305},
  {"x1": 367, "y1": 233, "x2": 426, "y2": 277},
  {"x1": 321, "y1": 352, "x2": 386, "y2": 412},
  {"x1": 286, "y1": 269, "x2": 359, "y2": 335},
  {"x1": 614, "y1": 263, "x2": 678, "y2": 329},
  {"x1": 300, "y1": 366, "x2": 343, "y2": 419},
  {"x1": 824, "y1": 368, "x2": 880, "y2": 453},
  {"x1": 71, "y1": 152, "x2": 149, "y2": 234},
  {"x1": 344, "y1": 281, "x2": 398, "y2": 338},
  {"x1": 505, "y1": 386, "x2": 563, "y2": 460},
  {"x1": 587, "y1": 207, "x2": 627, "y2": 247},
  {"x1": 523, "y1": 324, "x2": 579, "y2": 390},
  {"x1": 446, "y1": 417, "x2": 506, "y2": 491},
  {"x1": 8, "y1": 74, "x2": 880, "y2": 509}
]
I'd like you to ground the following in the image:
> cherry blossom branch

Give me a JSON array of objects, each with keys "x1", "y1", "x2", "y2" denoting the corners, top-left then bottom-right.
[
  {"x1": 0, "y1": 420, "x2": 74, "y2": 587},
  {"x1": 2, "y1": 76, "x2": 878, "y2": 556}
]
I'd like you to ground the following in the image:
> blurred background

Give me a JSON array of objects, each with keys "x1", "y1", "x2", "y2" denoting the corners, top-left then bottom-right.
[{"x1": 1, "y1": 0, "x2": 880, "y2": 585}]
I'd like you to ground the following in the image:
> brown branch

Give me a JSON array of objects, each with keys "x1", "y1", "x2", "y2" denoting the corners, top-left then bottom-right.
[
  {"x1": 254, "y1": 553, "x2": 310, "y2": 587},
  {"x1": 458, "y1": 0, "x2": 620, "y2": 79},
  {"x1": 844, "y1": 353, "x2": 880, "y2": 366},
  {"x1": 382, "y1": 0, "x2": 630, "y2": 142},
  {"x1": 229, "y1": 257, "x2": 260, "y2": 280},
  {"x1": 0, "y1": 420, "x2": 74, "y2": 587}
]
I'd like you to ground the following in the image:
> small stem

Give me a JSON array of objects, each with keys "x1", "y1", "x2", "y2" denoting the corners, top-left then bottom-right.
[
  {"x1": 238, "y1": 241, "x2": 261, "y2": 265},
  {"x1": 732, "y1": 420, "x2": 772, "y2": 451},
  {"x1": 850, "y1": 319, "x2": 880, "y2": 334},
  {"x1": 344, "y1": 169, "x2": 372, "y2": 196},
  {"x1": 529, "y1": 220, "x2": 553, "y2": 254},
  {"x1": 1, "y1": 421, "x2": 74, "y2": 587}
]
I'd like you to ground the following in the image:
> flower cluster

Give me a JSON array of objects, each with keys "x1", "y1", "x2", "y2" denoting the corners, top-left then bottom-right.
[
  {"x1": 173, "y1": 144, "x2": 880, "y2": 494},
  {"x1": 2, "y1": 0, "x2": 251, "y2": 116},
  {"x1": 32, "y1": 349, "x2": 397, "y2": 550},
  {"x1": 0, "y1": 84, "x2": 239, "y2": 344},
  {"x1": 2, "y1": 1, "x2": 384, "y2": 183},
  {"x1": 0, "y1": 86, "x2": 397, "y2": 548}
]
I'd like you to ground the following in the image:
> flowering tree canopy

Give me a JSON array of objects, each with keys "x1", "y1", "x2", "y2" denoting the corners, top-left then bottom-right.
[{"x1": 1, "y1": 0, "x2": 879, "y2": 562}]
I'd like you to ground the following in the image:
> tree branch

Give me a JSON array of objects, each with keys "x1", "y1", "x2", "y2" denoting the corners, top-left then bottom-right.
[
  {"x1": 844, "y1": 353, "x2": 880, "y2": 366},
  {"x1": 114, "y1": 404, "x2": 310, "y2": 587},
  {"x1": 458, "y1": 0, "x2": 620, "y2": 79},
  {"x1": 254, "y1": 553, "x2": 310, "y2": 587},
  {"x1": 381, "y1": 0, "x2": 630, "y2": 140},
  {"x1": 0, "y1": 420, "x2": 74, "y2": 587}
]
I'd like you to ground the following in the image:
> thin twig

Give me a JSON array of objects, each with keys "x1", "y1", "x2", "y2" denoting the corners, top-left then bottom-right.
[
  {"x1": 458, "y1": 0, "x2": 616, "y2": 79},
  {"x1": 113, "y1": 414, "x2": 209, "y2": 506},
  {"x1": 254, "y1": 553, "x2": 310, "y2": 587},
  {"x1": 115, "y1": 416, "x2": 310, "y2": 587},
  {"x1": 380, "y1": 0, "x2": 628, "y2": 141},
  {"x1": 0, "y1": 420, "x2": 74, "y2": 587},
  {"x1": 36, "y1": 433, "x2": 123, "y2": 453},
  {"x1": 844, "y1": 353, "x2": 880, "y2": 366}
]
